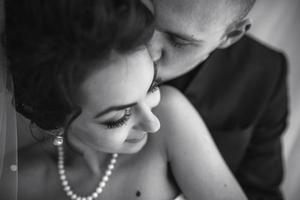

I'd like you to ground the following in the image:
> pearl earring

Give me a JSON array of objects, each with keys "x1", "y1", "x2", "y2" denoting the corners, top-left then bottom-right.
[
  {"x1": 53, "y1": 135, "x2": 64, "y2": 146},
  {"x1": 51, "y1": 128, "x2": 64, "y2": 146}
]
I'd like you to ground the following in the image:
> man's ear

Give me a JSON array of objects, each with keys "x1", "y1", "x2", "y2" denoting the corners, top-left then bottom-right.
[{"x1": 218, "y1": 18, "x2": 252, "y2": 49}]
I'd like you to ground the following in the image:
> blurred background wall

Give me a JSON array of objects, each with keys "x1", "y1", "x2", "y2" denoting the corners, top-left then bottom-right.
[{"x1": 248, "y1": 0, "x2": 300, "y2": 199}]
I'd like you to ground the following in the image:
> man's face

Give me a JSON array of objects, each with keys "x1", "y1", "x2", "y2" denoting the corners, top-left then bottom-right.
[{"x1": 147, "y1": 0, "x2": 230, "y2": 81}]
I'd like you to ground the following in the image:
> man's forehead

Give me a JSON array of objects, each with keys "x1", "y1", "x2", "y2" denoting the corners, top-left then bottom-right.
[{"x1": 153, "y1": 0, "x2": 231, "y2": 33}]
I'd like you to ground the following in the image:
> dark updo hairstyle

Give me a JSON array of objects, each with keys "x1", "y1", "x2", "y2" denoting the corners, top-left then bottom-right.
[{"x1": 5, "y1": 0, "x2": 154, "y2": 131}]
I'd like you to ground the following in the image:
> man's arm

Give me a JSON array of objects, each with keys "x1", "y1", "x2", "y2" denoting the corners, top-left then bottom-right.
[{"x1": 236, "y1": 53, "x2": 288, "y2": 199}]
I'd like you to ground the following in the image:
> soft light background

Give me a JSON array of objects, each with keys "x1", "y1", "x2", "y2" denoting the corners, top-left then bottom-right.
[{"x1": 247, "y1": 0, "x2": 300, "y2": 199}]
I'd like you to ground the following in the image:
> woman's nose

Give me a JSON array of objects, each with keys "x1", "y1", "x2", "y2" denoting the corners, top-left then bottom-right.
[
  {"x1": 134, "y1": 105, "x2": 160, "y2": 133},
  {"x1": 147, "y1": 30, "x2": 164, "y2": 63}
]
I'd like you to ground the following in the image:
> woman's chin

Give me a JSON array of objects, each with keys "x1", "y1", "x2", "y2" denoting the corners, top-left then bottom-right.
[{"x1": 121, "y1": 134, "x2": 148, "y2": 154}]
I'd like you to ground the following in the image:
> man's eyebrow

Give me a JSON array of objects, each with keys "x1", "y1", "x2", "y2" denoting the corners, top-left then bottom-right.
[{"x1": 94, "y1": 64, "x2": 158, "y2": 119}]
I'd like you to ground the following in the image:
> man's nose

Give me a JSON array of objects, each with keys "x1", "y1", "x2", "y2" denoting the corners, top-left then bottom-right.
[
  {"x1": 147, "y1": 30, "x2": 164, "y2": 63},
  {"x1": 134, "y1": 105, "x2": 161, "y2": 133}
]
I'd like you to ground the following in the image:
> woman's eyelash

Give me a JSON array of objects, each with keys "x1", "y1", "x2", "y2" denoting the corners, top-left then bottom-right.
[
  {"x1": 103, "y1": 79, "x2": 160, "y2": 129},
  {"x1": 104, "y1": 108, "x2": 132, "y2": 129},
  {"x1": 148, "y1": 80, "x2": 161, "y2": 94}
]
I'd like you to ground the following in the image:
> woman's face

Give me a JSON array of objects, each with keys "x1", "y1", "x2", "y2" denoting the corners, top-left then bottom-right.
[{"x1": 69, "y1": 49, "x2": 161, "y2": 154}]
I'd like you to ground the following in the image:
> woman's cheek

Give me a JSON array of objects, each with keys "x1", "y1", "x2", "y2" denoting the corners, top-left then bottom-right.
[{"x1": 86, "y1": 124, "x2": 131, "y2": 148}]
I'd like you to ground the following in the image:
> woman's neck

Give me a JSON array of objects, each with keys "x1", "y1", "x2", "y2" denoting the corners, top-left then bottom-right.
[{"x1": 65, "y1": 134, "x2": 111, "y2": 175}]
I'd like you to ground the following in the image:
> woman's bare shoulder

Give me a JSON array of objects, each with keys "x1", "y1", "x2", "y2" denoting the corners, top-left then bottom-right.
[
  {"x1": 154, "y1": 85, "x2": 208, "y2": 137},
  {"x1": 153, "y1": 86, "x2": 247, "y2": 200},
  {"x1": 153, "y1": 86, "x2": 211, "y2": 158},
  {"x1": 155, "y1": 85, "x2": 202, "y2": 119},
  {"x1": 144, "y1": 86, "x2": 198, "y2": 159}
]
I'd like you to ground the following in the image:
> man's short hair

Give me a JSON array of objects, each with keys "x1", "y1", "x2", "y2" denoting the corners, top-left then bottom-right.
[
  {"x1": 230, "y1": 0, "x2": 256, "y2": 21},
  {"x1": 192, "y1": 0, "x2": 257, "y2": 30}
]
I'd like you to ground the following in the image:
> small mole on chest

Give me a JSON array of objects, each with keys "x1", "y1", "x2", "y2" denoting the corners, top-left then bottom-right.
[{"x1": 136, "y1": 190, "x2": 141, "y2": 197}]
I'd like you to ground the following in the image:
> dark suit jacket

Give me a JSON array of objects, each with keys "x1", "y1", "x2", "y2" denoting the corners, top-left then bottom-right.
[{"x1": 167, "y1": 35, "x2": 288, "y2": 200}]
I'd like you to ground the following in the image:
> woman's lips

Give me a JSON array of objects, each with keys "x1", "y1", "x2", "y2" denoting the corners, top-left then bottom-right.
[{"x1": 125, "y1": 133, "x2": 147, "y2": 143}]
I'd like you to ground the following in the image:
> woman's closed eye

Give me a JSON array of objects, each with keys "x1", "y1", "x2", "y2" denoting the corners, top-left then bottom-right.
[
  {"x1": 103, "y1": 108, "x2": 132, "y2": 129},
  {"x1": 148, "y1": 79, "x2": 161, "y2": 94},
  {"x1": 101, "y1": 78, "x2": 161, "y2": 129}
]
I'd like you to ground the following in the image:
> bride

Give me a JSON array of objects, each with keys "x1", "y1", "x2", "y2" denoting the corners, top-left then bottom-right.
[{"x1": 0, "y1": 0, "x2": 246, "y2": 199}]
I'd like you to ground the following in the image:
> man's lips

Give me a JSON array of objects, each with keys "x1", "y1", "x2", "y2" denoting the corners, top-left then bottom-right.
[{"x1": 125, "y1": 133, "x2": 147, "y2": 143}]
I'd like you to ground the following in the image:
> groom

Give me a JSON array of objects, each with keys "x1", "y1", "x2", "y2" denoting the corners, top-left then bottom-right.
[{"x1": 145, "y1": 0, "x2": 288, "y2": 199}]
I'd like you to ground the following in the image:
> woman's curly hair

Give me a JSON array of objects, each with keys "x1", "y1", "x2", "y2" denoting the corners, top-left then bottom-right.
[{"x1": 5, "y1": 0, "x2": 154, "y2": 130}]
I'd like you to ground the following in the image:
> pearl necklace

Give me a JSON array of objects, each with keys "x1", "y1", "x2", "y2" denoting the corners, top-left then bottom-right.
[{"x1": 57, "y1": 145, "x2": 118, "y2": 200}]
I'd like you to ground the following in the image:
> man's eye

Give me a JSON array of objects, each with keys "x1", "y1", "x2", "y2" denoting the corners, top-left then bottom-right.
[{"x1": 167, "y1": 35, "x2": 191, "y2": 48}]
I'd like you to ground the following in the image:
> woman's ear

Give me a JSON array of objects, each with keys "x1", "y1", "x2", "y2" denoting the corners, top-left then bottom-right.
[{"x1": 218, "y1": 18, "x2": 252, "y2": 49}]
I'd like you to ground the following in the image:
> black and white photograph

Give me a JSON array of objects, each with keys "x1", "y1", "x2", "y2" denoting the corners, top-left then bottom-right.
[{"x1": 0, "y1": 0, "x2": 299, "y2": 199}]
